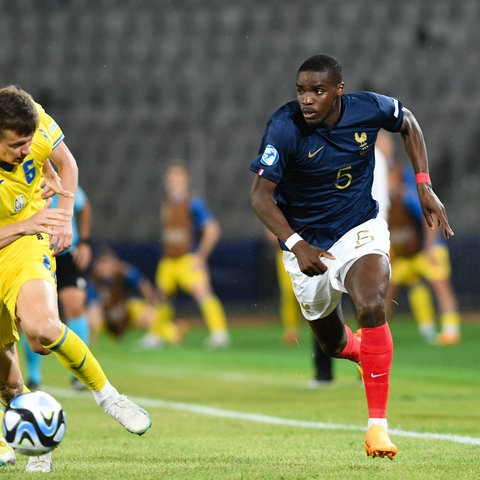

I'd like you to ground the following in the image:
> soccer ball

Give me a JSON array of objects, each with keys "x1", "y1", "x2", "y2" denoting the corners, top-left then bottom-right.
[{"x1": 2, "y1": 391, "x2": 66, "y2": 456}]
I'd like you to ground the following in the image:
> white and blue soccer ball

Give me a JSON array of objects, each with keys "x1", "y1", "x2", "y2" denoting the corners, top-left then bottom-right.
[{"x1": 2, "y1": 391, "x2": 66, "y2": 455}]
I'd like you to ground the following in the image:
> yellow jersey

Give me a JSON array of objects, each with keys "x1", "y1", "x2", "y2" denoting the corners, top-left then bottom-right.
[{"x1": 0, "y1": 103, "x2": 64, "y2": 227}]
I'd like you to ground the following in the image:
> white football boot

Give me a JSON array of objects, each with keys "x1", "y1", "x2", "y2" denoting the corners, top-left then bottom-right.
[
  {"x1": 204, "y1": 331, "x2": 231, "y2": 349},
  {"x1": 0, "y1": 437, "x2": 15, "y2": 466},
  {"x1": 25, "y1": 451, "x2": 53, "y2": 473},
  {"x1": 101, "y1": 394, "x2": 151, "y2": 435}
]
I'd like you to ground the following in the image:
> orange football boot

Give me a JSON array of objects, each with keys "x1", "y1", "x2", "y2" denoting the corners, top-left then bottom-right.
[{"x1": 364, "y1": 425, "x2": 398, "y2": 460}]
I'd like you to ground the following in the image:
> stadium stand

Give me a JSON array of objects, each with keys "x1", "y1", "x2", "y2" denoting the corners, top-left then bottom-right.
[{"x1": 1, "y1": 0, "x2": 479, "y2": 307}]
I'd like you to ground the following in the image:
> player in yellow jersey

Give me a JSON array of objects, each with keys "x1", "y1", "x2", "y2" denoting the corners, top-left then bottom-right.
[
  {"x1": 141, "y1": 160, "x2": 230, "y2": 349},
  {"x1": 375, "y1": 131, "x2": 461, "y2": 346},
  {"x1": 386, "y1": 162, "x2": 461, "y2": 345},
  {"x1": 0, "y1": 86, "x2": 151, "y2": 472},
  {"x1": 88, "y1": 246, "x2": 181, "y2": 344}
]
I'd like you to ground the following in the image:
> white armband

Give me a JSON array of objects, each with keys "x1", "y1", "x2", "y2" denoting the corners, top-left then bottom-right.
[{"x1": 284, "y1": 233, "x2": 303, "y2": 251}]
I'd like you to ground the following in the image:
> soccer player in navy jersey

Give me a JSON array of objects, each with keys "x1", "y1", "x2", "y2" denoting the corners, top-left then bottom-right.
[{"x1": 249, "y1": 54, "x2": 453, "y2": 459}]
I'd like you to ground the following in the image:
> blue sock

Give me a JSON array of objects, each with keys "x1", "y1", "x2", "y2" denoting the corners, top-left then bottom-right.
[
  {"x1": 67, "y1": 316, "x2": 90, "y2": 345},
  {"x1": 21, "y1": 334, "x2": 43, "y2": 386}
]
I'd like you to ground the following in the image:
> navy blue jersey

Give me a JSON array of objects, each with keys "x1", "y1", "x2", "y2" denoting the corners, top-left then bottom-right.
[{"x1": 249, "y1": 91, "x2": 404, "y2": 250}]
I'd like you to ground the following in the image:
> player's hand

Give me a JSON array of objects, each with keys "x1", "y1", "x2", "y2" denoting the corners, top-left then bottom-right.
[
  {"x1": 40, "y1": 160, "x2": 74, "y2": 200},
  {"x1": 73, "y1": 242, "x2": 92, "y2": 270},
  {"x1": 193, "y1": 254, "x2": 208, "y2": 272},
  {"x1": 138, "y1": 304, "x2": 157, "y2": 327},
  {"x1": 290, "y1": 241, "x2": 336, "y2": 276},
  {"x1": 49, "y1": 221, "x2": 73, "y2": 255},
  {"x1": 417, "y1": 183, "x2": 454, "y2": 239},
  {"x1": 21, "y1": 199, "x2": 72, "y2": 237}
]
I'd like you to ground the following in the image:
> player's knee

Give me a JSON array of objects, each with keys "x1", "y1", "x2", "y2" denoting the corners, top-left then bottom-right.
[
  {"x1": 26, "y1": 320, "x2": 63, "y2": 349},
  {"x1": 356, "y1": 297, "x2": 386, "y2": 328},
  {"x1": 30, "y1": 343, "x2": 52, "y2": 355}
]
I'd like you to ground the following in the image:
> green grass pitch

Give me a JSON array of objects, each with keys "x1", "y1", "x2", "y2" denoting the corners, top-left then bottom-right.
[{"x1": 5, "y1": 314, "x2": 480, "y2": 479}]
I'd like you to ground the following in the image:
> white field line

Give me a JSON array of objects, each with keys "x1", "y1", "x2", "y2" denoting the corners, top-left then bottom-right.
[
  {"x1": 46, "y1": 386, "x2": 480, "y2": 447},
  {"x1": 96, "y1": 362, "x2": 297, "y2": 385}
]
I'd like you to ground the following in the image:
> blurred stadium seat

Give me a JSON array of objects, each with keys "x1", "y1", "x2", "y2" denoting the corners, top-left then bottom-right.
[{"x1": 1, "y1": 0, "x2": 479, "y2": 307}]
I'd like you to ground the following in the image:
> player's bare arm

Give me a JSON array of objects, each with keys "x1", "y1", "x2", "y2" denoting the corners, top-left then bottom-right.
[
  {"x1": 399, "y1": 107, "x2": 454, "y2": 239},
  {"x1": 48, "y1": 141, "x2": 78, "y2": 253},
  {"x1": 196, "y1": 219, "x2": 221, "y2": 267},
  {"x1": 0, "y1": 199, "x2": 71, "y2": 249},
  {"x1": 250, "y1": 175, "x2": 334, "y2": 276}
]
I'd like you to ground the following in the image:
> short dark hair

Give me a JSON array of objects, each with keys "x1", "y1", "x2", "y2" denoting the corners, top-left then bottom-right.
[
  {"x1": 297, "y1": 54, "x2": 343, "y2": 84},
  {"x1": 0, "y1": 85, "x2": 39, "y2": 140}
]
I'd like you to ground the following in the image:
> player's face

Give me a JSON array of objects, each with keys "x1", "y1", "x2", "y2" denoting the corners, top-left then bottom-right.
[
  {"x1": 296, "y1": 70, "x2": 344, "y2": 128},
  {"x1": 165, "y1": 166, "x2": 189, "y2": 200},
  {"x1": 93, "y1": 255, "x2": 117, "y2": 279},
  {"x1": 0, "y1": 129, "x2": 34, "y2": 165}
]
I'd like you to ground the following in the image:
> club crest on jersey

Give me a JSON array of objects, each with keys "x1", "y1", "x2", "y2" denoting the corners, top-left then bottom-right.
[
  {"x1": 260, "y1": 144, "x2": 279, "y2": 166},
  {"x1": 354, "y1": 132, "x2": 369, "y2": 154},
  {"x1": 14, "y1": 194, "x2": 25, "y2": 213}
]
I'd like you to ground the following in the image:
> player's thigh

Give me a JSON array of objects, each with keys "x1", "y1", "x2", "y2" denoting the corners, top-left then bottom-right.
[
  {"x1": 283, "y1": 251, "x2": 342, "y2": 320},
  {"x1": 16, "y1": 279, "x2": 63, "y2": 341},
  {"x1": 419, "y1": 245, "x2": 451, "y2": 282},
  {"x1": 155, "y1": 258, "x2": 177, "y2": 295},
  {"x1": 390, "y1": 256, "x2": 422, "y2": 286},
  {"x1": 177, "y1": 254, "x2": 211, "y2": 296},
  {"x1": 59, "y1": 286, "x2": 87, "y2": 319},
  {"x1": 345, "y1": 253, "x2": 390, "y2": 304},
  {"x1": 1, "y1": 235, "x2": 57, "y2": 326}
]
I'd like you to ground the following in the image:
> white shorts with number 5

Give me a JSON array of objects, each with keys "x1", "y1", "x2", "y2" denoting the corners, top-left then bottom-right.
[{"x1": 282, "y1": 217, "x2": 391, "y2": 321}]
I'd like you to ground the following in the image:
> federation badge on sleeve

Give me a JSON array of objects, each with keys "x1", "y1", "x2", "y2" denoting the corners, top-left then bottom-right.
[{"x1": 260, "y1": 144, "x2": 279, "y2": 166}]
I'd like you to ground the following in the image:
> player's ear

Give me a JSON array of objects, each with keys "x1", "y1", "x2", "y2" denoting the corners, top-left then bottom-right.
[{"x1": 337, "y1": 82, "x2": 345, "y2": 96}]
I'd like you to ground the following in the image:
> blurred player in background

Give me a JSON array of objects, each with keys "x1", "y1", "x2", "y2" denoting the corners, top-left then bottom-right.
[
  {"x1": 372, "y1": 130, "x2": 393, "y2": 222},
  {"x1": 22, "y1": 184, "x2": 93, "y2": 391},
  {"x1": 141, "y1": 160, "x2": 230, "y2": 349},
  {"x1": 89, "y1": 247, "x2": 181, "y2": 345},
  {"x1": 374, "y1": 130, "x2": 461, "y2": 345},
  {"x1": 386, "y1": 161, "x2": 461, "y2": 345},
  {"x1": 0, "y1": 86, "x2": 151, "y2": 472},
  {"x1": 249, "y1": 54, "x2": 453, "y2": 459}
]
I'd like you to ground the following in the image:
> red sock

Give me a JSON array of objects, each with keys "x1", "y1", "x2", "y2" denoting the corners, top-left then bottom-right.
[
  {"x1": 337, "y1": 325, "x2": 361, "y2": 363},
  {"x1": 360, "y1": 323, "x2": 393, "y2": 419}
]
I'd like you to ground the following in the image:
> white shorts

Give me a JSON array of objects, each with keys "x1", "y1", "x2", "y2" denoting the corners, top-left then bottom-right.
[{"x1": 283, "y1": 217, "x2": 391, "y2": 321}]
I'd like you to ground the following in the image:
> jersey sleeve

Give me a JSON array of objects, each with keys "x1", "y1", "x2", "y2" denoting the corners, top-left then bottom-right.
[
  {"x1": 369, "y1": 92, "x2": 404, "y2": 132},
  {"x1": 190, "y1": 196, "x2": 214, "y2": 230},
  {"x1": 35, "y1": 103, "x2": 65, "y2": 150},
  {"x1": 248, "y1": 117, "x2": 296, "y2": 184},
  {"x1": 124, "y1": 264, "x2": 145, "y2": 288}
]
